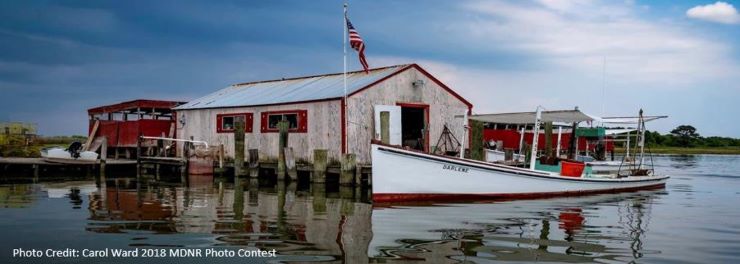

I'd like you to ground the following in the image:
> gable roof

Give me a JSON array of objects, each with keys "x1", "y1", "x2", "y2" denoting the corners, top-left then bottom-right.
[{"x1": 175, "y1": 63, "x2": 472, "y2": 110}]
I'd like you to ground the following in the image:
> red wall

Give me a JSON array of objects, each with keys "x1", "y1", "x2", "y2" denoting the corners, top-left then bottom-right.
[
  {"x1": 483, "y1": 129, "x2": 614, "y2": 152},
  {"x1": 93, "y1": 120, "x2": 173, "y2": 147}
]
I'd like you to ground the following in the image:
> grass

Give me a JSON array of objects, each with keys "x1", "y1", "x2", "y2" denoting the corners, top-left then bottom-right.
[{"x1": 615, "y1": 146, "x2": 740, "y2": 155}]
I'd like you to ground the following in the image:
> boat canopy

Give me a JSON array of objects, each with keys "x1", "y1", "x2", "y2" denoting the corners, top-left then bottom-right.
[
  {"x1": 470, "y1": 110, "x2": 593, "y2": 124},
  {"x1": 593, "y1": 115, "x2": 668, "y2": 124}
]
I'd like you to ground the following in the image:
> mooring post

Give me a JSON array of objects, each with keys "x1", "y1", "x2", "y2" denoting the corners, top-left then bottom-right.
[
  {"x1": 248, "y1": 149, "x2": 259, "y2": 178},
  {"x1": 470, "y1": 119, "x2": 485, "y2": 161},
  {"x1": 284, "y1": 147, "x2": 297, "y2": 180},
  {"x1": 340, "y1": 153, "x2": 356, "y2": 185},
  {"x1": 276, "y1": 120, "x2": 289, "y2": 180},
  {"x1": 181, "y1": 141, "x2": 190, "y2": 183},
  {"x1": 312, "y1": 149, "x2": 327, "y2": 183},
  {"x1": 100, "y1": 137, "x2": 107, "y2": 178},
  {"x1": 234, "y1": 119, "x2": 246, "y2": 177},
  {"x1": 32, "y1": 164, "x2": 39, "y2": 183}
]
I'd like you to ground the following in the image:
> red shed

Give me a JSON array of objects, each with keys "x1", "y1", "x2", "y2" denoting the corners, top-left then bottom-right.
[{"x1": 87, "y1": 99, "x2": 185, "y2": 157}]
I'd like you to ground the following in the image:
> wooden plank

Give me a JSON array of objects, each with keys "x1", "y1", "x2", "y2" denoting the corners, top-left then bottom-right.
[{"x1": 84, "y1": 120, "x2": 99, "y2": 151}]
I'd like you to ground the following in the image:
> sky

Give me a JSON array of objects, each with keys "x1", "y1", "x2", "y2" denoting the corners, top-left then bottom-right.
[{"x1": 1, "y1": 0, "x2": 739, "y2": 137}]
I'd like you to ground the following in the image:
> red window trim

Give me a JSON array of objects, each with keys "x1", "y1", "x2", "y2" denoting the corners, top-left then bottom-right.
[
  {"x1": 260, "y1": 110, "x2": 308, "y2": 133},
  {"x1": 216, "y1": 113, "x2": 254, "y2": 133}
]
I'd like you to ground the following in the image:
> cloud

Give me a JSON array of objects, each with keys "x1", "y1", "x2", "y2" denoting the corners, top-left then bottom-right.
[
  {"x1": 686, "y1": 1, "x2": 740, "y2": 24},
  {"x1": 457, "y1": 0, "x2": 737, "y2": 85}
]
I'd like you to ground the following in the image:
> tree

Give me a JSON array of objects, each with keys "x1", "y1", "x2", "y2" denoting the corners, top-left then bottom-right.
[{"x1": 670, "y1": 125, "x2": 700, "y2": 147}]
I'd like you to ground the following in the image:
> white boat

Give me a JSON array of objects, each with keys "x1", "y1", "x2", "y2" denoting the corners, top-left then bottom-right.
[
  {"x1": 371, "y1": 108, "x2": 668, "y2": 203},
  {"x1": 40, "y1": 147, "x2": 99, "y2": 164},
  {"x1": 371, "y1": 144, "x2": 667, "y2": 202}
]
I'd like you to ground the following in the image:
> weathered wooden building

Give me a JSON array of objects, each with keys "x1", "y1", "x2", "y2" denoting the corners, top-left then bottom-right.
[{"x1": 174, "y1": 64, "x2": 472, "y2": 164}]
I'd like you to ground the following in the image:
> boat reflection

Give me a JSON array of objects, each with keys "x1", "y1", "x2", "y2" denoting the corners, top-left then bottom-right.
[{"x1": 64, "y1": 174, "x2": 665, "y2": 263}]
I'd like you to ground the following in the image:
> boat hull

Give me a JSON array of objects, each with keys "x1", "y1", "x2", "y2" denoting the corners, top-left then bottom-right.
[{"x1": 371, "y1": 144, "x2": 668, "y2": 202}]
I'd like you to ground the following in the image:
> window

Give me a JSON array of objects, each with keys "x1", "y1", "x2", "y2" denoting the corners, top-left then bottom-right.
[
  {"x1": 216, "y1": 113, "x2": 253, "y2": 133},
  {"x1": 261, "y1": 110, "x2": 308, "y2": 133}
]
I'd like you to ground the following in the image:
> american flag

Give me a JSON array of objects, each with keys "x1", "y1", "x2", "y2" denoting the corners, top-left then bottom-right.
[{"x1": 346, "y1": 16, "x2": 369, "y2": 73}]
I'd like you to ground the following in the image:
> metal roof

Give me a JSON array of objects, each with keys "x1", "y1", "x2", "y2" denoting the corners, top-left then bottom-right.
[
  {"x1": 175, "y1": 64, "x2": 411, "y2": 110},
  {"x1": 470, "y1": 110, "x2": 594, "y2": 124}
]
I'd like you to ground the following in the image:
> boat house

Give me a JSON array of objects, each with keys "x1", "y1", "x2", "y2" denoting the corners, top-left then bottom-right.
[
  {"x1": 174, "y1": 64, "x2": 472, "y2": 164},
  {"x1": 88, "y1": 99, "x2": 185, "y2": 157}
]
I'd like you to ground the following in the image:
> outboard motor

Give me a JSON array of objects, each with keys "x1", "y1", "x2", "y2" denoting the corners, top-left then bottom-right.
[{"x1": 66, "y1": 141, "x2": 83, "y2": 159}]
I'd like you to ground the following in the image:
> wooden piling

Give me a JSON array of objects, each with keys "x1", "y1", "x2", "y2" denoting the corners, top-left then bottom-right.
[
  {"x1": 276, "y1": 120, "x2": 289, "y2": 180},
  {"x1": 340, "y1": 153, "x2": 356, "y2": 185},
  {"x1": 248, "y1": 149, "x2": 259, "y2": 178},
  {"x1": 470, "y1": 119, "x2": 485, "y2": 161},
  {"x1": 100, "y1": 137, "x2": 107, "y2": 178},
  {"x1": 312, "y1": 149, "x2": 327, "y2": 183},
  {"x1": 234, "y1": 120, "x2": 246, "y2": 177},
  {"x1": 284, "y1": 147, "x2": 297, "y2": 180}
]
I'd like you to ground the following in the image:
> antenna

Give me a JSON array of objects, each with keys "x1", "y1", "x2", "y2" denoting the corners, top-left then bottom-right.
[{"x1": 601, "y1": 56, "x2": 606, "y2": 118}]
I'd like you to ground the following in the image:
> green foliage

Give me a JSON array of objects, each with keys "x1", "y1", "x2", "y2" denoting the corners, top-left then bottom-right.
[
  {"x1": 670, "y1": 125, "x2": 700, "y2": 147},
  {"x1": 634, "y1": 126, "x2": 740, "y2": 149}
]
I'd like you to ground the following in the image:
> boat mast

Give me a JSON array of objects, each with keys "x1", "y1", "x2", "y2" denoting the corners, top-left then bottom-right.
[
  {"x1": 529, "y1": 107, "x2": 542, "y2": 170},
  {"x1": 638, "y1": 109, "x2": 645, "y2": 169},
  {"x1": 556, "y1": 126, "x2": 562, "y2": 158}
]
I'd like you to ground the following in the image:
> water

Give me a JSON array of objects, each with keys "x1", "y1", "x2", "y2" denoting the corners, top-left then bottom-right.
[{"x1": 1, "y1": 155, "x2": 739, "y2": 263}]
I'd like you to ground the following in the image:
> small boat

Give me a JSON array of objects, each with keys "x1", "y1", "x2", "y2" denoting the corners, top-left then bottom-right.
[
  {"x1": 40, "y1": 142, "x2": 99, "y2": 164},
  {"x1": 371, "y1": 108, "x2": 668, "y2": 202}
]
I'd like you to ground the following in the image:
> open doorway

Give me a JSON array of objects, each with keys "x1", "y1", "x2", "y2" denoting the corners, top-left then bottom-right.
[{"x1": 399, "y1": 103, "x2": 428, "y2": 151}]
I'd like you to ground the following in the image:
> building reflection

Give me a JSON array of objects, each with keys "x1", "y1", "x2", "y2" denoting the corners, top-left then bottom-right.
[{"x1": 86, "y1": 175, "x2": 373, "y2": 263}]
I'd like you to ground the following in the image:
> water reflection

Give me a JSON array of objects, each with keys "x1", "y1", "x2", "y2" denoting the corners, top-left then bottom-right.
[
  {"x1": 2, "y1": 175, "x2": 668, "y2": 263},
  {"x1": 371, "y1": 191, "x2": 665, "y2": 263}
]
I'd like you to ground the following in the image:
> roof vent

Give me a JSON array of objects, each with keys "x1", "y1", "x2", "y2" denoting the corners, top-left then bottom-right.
[{"x1": 412, "y1": 80, "x2": 425, "y2": 88}]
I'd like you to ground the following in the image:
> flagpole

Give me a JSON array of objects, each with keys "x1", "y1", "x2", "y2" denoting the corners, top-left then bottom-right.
[{"x1": 343, "y1": 3, "x2": 348, "y2": 154}]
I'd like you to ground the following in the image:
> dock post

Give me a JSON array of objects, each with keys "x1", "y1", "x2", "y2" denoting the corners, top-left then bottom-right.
[
  {"x1": 100, "y1": 137, "x2": 107, "y2": 178},
  {"x1": 470, "y1": 119, "x2": 485, "y2": 161},
  {"x1": 312, "y1": 149, "x2": 327, "y2": 183},
  {"x1": 32, "y1": 164, "x2": 39, "y2": 183},
  {"x1": 181, "y1": 142, "x2": 190, "y2": 183},
  {"x1": 248, "y1": 149, "x2": 259, "y2": 178},
  {"x1": 284, "y1": 147, "x2": 297, "y2": 180},
  {"x1": 276, "y1": 120, "x2": 289, "y2": 180},
  {"x1": 340, "y1": 153, "x2": 356, "y2": 185},
  {"x1": 234, "y1": 119, "x2": 246, "y2": 177}
]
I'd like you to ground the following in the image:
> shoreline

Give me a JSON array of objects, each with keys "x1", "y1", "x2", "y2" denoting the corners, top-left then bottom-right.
[{"x1": 614, "y1": 147, "x2": 740, "y2": 155}]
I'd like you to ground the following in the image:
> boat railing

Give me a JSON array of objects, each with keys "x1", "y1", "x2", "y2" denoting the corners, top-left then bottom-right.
[{"x1": 139, "y1": 136, "x2": 209, "y2": 148}]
